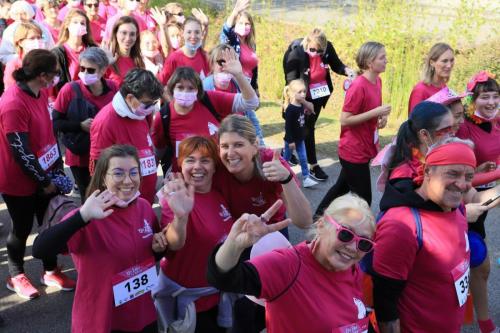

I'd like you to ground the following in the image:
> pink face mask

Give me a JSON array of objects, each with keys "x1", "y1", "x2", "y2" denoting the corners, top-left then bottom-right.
[
  {"x1": 142, "y1": 49, "x2": 159, "y2": 58},
  {"x1": 68, "y1": 23, "x2": 87, "y2": 37},
  {"x1": 234, "y1": 24, "x2": 251, "y2": 37},
  {"x1": 170, "y1": 36, "x2": 180, "y2": 49},
  {"x1": 214, "y1": 72, "x2": 233, "y2": 89},
  {"x1": 174, "y1": 90, "x2": 198, "y2": 107},
  {"x1": 78, "y1": 72, "x2": 99, "y2": 85},
  {"x1": 22, "y1": 39, "x2": 46, "y2": 53},
  {"x1": 135, "y1": 102, "x2": 159, "y2": 117}
]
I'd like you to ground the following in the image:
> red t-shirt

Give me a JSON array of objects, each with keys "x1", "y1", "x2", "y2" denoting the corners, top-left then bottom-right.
[
  {"x1": 160, "y1": 190, "x2": 233, "y2": 312},
  {"x1": 3, "y1": 56, "x2": 22, "y2": 90},
  {"x1": 373, "y1": 206, "x2": 469, "y2": 332},
  {"x1": 338, "y1": 75, "x2": 381, "y2": 163},
  {"x1": 53, "y1": 79, "x2": 118, "y2": 167},
  {"x1": 90, "y1": 102, "x2": 157, "y2": 204},
  {"x1": 456, "y1": 119, "x2": 500, "y2": 165},
  {"x1": 408, "y1": 81, "x2": 445, "y2": 115},
  {"x1": 105, "y1": 56, "x2": 137, "y2": 87},
  {"x1": 308, "y1": 54, "x2": 328, "y2": 85},
  {"x1": 250, "y1": 242, "x2": 369, "y2": 333},
  {"x1": 151, "y1": 90, "x2": 234, "y2": 169},
  {"x1": 41, "y1": 21, "x2": 60, "y2": 42},
  {"x1": 389, "y1": 157, "x2": 421, "y2": 180},
  {"x1": 63, "y1": 43, "x2": 86, "y2": 82},
  {"x1": 67, "y1": 198, "x2": 158, "y2": 333},
  {"x1": 158, "y1": 48, "x2": 209, "y2": 85},
  {"x1": 0, "y1": 84, "x2": 58, "y2": 196},
  {"x1": 89, "y1": 17, "x2": 106, "y2": 44},
  {"x1": 212, "y1": 149, "x2": 295, "y2": 224},
  {"x1": 239, "y1": 43, "x2": 258, "y2": 80}
]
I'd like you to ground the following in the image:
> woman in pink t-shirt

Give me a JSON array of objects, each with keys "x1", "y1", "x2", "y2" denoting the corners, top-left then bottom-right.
[
  {"x1": 33, "y1": 145, "x2": 168, "y2": 333},
  {"x1": 83, "y1": 0, "x2": 106, "y2": 44},
  {"x1": 40, "y1": 0, "x2": 61, "y2": 42},
  {"x1": 52, "y1": 8, "x2": 97, "y2": 92},
  {"x1": 407, "y1": 43, "x2": 455, "y2": 115},
  {"x1": 315, "y1": 42, "x2": 391, "y2": 217},
  {"x1": 104, "y1": 15, "x2": 145, "y2": 86},
  {"x1": 208, "y1": 193, "x2": 376, "y2": 333}
]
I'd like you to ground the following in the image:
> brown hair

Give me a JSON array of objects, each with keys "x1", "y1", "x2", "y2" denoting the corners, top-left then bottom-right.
[
  {"x1": 86, "y1": 145, "x2": 140, "y2": 197},
  {"x1": 13, "y1": 21, "x2": 42, "y2": 54},
  {"x1": 166, "y1": 66, "x2": 204, "y2": 100},
  {"x1": 110, "y1": 15, "x2": 145, "y2": 73},
  {"x1": 235, "y1": 11, "x2": 256, "y2": 50},
  {"x1": 12, "y1": 49, "x2": 57, "y2": 82},
  {"x1": 57, "y1": 8, "x2": 96, "y2": 47},
  {"x1": 177, "y1": 136, "x2": 219, "y2": 168},
  {"x1": 422, "y1": 43, "x2": 454, "y2": 84}
]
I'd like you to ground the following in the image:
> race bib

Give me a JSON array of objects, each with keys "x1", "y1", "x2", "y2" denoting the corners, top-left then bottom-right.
[
  {"x1": 38, "y1": 144, "x2": 59, "y2": 170},
  {"x1": 139, "y1": 149, "x2": 157, "y2": 176},
  {"x1": 309, "y1": 81, "x2": 330, "y2": 100},
  {"x1": 332, "y1": 317, "x2": 369, "y2": 333},
  {"x1": 112, "y1": 258, "x2": 158, "y2": 307},
  {"x1": 452, "y1": 259, "x2": 470, "y2": 307}
]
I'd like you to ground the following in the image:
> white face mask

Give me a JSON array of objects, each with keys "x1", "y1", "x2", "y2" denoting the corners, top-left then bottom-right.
[
  {"x1": 126, "y1": 0, "x2": 138, "y2": 11},
  {"x1": 142, "y1": 49, "x2": 159, "y2": 58},
  {"x1": 475, "y1": 109, "x2": 499, "y2": 121},
  {"x1": 78, "y1": 71, "x2": 100, "y2": 85},
  {"x1": 21, "y1": 39, "x2": 46, "y2": 53},
  {"x1": 170, "y1": 36, "x2": 180, "y2": 49},
  {"x1": 68, "y1": 23, "x2": 87, "y2": 37},
  {"x1": 176, "y1": 15, "x2": 185, "y2": 24},
  {"x1": 45, "y1": 75, "x2": 60, "y2": 88},
  {"x1": 214, "y1": 72, "x2": 233, "y2": 89}
]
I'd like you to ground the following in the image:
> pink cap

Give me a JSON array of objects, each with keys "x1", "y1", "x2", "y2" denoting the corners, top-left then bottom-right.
[{"x1": 426, "y1": 87, "x2": 468, "y2": 106}]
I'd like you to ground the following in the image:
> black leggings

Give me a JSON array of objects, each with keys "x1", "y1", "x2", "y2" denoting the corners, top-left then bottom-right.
[
  {"x1": 70, "y1": 166, "x2": 91, "y2": 204},
  {"x1": 195, "y1": 306, "x2": 226, "y2": 333},
  {"x1": 111, "y1": 321, "x2": 158, "y2": 333},
  {"x1": 304, "y1": 99, "x2": 325, "y2": 165},
  {"x1": 315, "y1": 158, "x2": 372, "y2": 216},
  {"x1": 231, "y1": 297, "x2": 266, "y2": 333},
  {"x1": 2, "y1": 193, "x2": 57, "y2": 277}
]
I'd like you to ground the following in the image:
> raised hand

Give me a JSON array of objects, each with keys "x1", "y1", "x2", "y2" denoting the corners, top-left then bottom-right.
[
  {"x1": 162, "y1": 172, "x2": 195, "y2": 219},
  {"x1": 79, "y1": 190, "x2": 120, "y2": 222},
  {"x1": 219, "y1": 48, "x2": 243, "y2": 77},
  {"x1": 262, "y1": 149, "x2": 292, "y2": 183},
  {"x1": 476, "y1": 161, "x2": 497, "y2": 174},
  {"x1": 191, "y1": 8, "x2": 209, "y2": 27},
  {"x1": 234, "y1": 0, "x2": 251, "y2": 14},
  {"x1": 150, "y1": 7, "x2": 167, "y2": 26},
  {"x1": 100, "y1": 40, "x2": 118, "y2": 64}
]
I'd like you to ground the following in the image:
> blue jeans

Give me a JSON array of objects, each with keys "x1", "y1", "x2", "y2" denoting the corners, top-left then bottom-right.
[
  {"x1": 245, "y1": 110, "x2": 265, "y2": 146},
  {"x1": 283, "y1": 140, "x2": 309, "y2": 178}
]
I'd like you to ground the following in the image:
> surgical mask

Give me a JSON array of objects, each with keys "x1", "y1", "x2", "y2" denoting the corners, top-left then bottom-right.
[
  {"x1": 135, "y1": 102, "x2": 159, "y2": 117},
  {"x1": 170, "y1": 36, "x2": 180, "y2": 49},
  {"x1": 214, "y1": 72, "x2": 233, "y2": 89},
  {"x1": 234, "y1": 25, "x2": 251, "y2": 37},
  {"x1": 475, "y1": 109, "x2": 499, "y2": 121},
  {"x1": 126, "y1": 0, "x2": 138, "y2": 11},
  {"x1": 176, "y1": 15, "x2": 185, "y2": 24},
  {"x1": 46, "y1": 75, "x2": 60, "y2": 88},
  {"x1": 78, "y1": 72, "x2": 99, "y2": 85},
  {"x1": 114, "y1": 191, "x2": 140, "y2": 207},
  {"x1": 22, "y1": 39, "x2": 46, "y2": 53},
  {"x1": 186, "y1": 41, "x2": 201, "y2": 54},
  {"x1": 68, "y1": 23, "x2": 87, "y2": 37},
  {"x1": 174, "y1": 90, "x2": 198, "y2": 107},
  {"x1": 306, "y1": 50, "x2": 319, "y2": 58},
  {"x1": 142, "y1": 49, "x2": 159, "y2": 58}
]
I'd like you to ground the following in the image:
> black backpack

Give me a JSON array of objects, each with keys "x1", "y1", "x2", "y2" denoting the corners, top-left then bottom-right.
[
  {"x1": 159, "y1": 93, "x2": 220, "y2": 175},
  {"x1": 61, "y1": 83, "x2": 99, "y2": 155}
]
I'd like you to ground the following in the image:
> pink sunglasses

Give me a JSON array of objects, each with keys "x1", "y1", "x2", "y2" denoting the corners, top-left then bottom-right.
[{"x1": 324, "y1": 215, "x2": 375, "y2": 253}]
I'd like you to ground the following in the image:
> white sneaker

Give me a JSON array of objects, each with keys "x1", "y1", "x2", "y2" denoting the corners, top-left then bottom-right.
[{"x1": 303, "y1": 177, "x2": 318, "y2": 188}]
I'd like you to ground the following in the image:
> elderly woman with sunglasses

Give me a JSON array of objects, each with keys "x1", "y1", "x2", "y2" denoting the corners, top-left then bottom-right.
[
  {"x1": 283, "y1": 28, "x2": 355, "y2": 181},
  {"x1": 207, "y1": 193, "x2": 376, "y2": 333},
  {"x1": 53, "y1": 47, "x2": 118, "y2": 202}
]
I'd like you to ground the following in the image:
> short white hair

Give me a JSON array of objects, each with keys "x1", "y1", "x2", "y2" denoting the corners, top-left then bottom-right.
[
  {"x1": 10, "y1": 1, "x2": 35, "y2": 20},
  {"x1": 427, "y1": 137, "x2": 474, "y2": 155}
]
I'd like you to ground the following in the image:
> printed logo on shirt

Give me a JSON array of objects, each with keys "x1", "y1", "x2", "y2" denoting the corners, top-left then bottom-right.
[
  {"x1": 208, "y1": 122, "x2": 219, "y2": 135},
  {"x1": 298, "y1": 113, "x2": 305, "y2": 127},
  {"x1": 147, "y1": 134, "x2": 153, "y2": 147},
  {"x1": 219, "y1": 204, "x2": 232, "y2": 222},
  {"x1": 353, "y1": 297, "x2": 367, "y2": 319},
  {"x1": 465, "y1": 232, "x2": 469, "y2": 253},
  {"x1": 138, "y1": 220, "x2": 153, "y2": 238},
  {"x1": 251, "y1": 192, "x2": 266, "y2": 207},
  {"x1": 320, "y1": 62, "x2": 328, "y2": 69}
]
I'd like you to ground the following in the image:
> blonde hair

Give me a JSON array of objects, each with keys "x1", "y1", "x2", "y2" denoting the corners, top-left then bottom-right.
[
  {"x1": 57, "y1": 8, "x2": 96, "y2": 47},
  {"x1": 235, "y1": 11, "x2": 256, "y2": 50},
  {"x1": 208, "y1": 44, "x2": 232, "y2": 71},
  {"x1": 282, "y1": 79, "x2": 306, "y2": 109},
  {"x1": 14, "y1": 22, "x2": 42, "y2": 54},
  {"x1": 422, "y1": 43, "x2": 453, "y2": 85},
  {"x1": 355, "y1": 41, "x2": 385, "y2": 72},
  {"x1": 300, "y1": 28, "x2": 327, "y2": 51},
  {"x1": 308, "y1": 193, "x2": 375, "y2": 240}
]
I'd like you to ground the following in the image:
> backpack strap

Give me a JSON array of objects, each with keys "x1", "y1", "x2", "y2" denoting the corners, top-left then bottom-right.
[
  {"x1": 70, "y1": 81, "x2": 83, "y2": 99},
  {"x1": 410, "y1": 207, "x2": 423, "y2": 251}
]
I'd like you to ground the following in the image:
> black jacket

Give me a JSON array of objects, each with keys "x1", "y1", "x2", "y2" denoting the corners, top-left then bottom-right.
[
  {"x1": 283, "y1": 38, "x2": 347, "y2": 107},
  {"x1": 51, "y1": 46, "x2": 71, "y2": 92}
]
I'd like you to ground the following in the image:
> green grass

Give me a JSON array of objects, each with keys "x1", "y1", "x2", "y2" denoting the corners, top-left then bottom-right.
[{"x1": 153, "y1": 0, "x2": 499, "y2": 159}]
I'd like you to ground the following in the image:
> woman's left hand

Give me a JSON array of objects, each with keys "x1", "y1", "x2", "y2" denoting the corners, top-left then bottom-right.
[
  {"x1": 192, "y1": 8, "x2": 209, "y2": 27},
  {"x1": 345, "y1": 67, "x2": 357, "y2": 79},
  {"x1": 152, "y1": 227, "x2": 168, "y2": 253},
  {"x1": 219, "y1": 48, "x2": 243, "y2": 77},
  {"x1": 150, "y1": 7, "x2": 167, "y2": 26},
  {"x1": 377, "y1": 115, "x2": 388, "y2": 129},
  {"x1": 262, "y1": 150, "x2": 291, "y2": 183}
]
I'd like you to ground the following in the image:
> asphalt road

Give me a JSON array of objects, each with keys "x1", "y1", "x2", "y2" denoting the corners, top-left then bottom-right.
[{"x1": 0, "y1": 155, "x2": 498, "y2": 332}]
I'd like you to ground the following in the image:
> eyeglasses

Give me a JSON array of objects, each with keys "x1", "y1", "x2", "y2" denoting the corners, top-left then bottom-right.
[
  {"x1": 309, "y1": 47, "x2": 324, "y2": 54},
  {"x1": 433, "y1": 125, "x2": 454, "y2": 137},
  {"x1": 325, "y1": 215, "x2": 375, "y2": 253},
  {"x1": 173, "y1": 12, "x2": 184, "y2": 16},
  {"x1": 106, "y1": 168, "x2": 141, "y2": 182},
  {"x1": 79, "y1": 65, "x2": 97, "y2": 74},
  {"x1": 85, "y1": 3, "x2": 99, "y2": 8}
]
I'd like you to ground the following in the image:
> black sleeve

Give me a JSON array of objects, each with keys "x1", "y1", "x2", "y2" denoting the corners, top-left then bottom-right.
[
  {"x1": 52, "y1": 109, "x2": 82, "y2": 133},
  {"x1": 6, "y1": 132, "x2": 51, "y2": 188},
  {"x1": 325, "y1": 41, "x2": 347, "y2": 76},
  {"x1": 284, "y1": 106, "x2": 300, "y2": 143},
  {"x1": 32, "y1": 210, "x2": 87, "y2": 259},
  {"x1": 372, "y1": 273, "x2": 406, "y2": 322},
  {"x1": 251, "y1": 66, "x2": 259, "y2": 91},
  {"x1": 206, "y1": 243, "x2": 262, "y2": 297}
]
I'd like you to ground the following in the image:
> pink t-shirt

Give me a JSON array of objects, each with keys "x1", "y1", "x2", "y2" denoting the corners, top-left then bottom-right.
[
  {"x1": 239, "y1": 43, "x2": 258, "y2": 80},
  {"x1": 212, "y1": 149, "x2": 295, "y2": 224},
  {"x1": 3, "y1": 56, "x2": 22, "y2": 90},
  {"x1": 53, "y1": 79, "x2": 118, "y2": 167},
  {"x1": 456, "y1": 119, "x2": 500, "y2": 165},
  {"x1": 89, "y1": 16, "x2": 106, "y2": 44},
  {"x1": 0, "y1": 84, "x2": 57, "y2": 195},
  {"x1": 373, "y1": 206, "x2": 469, "y2": 332},
  {"x1": 57, "y1": 3, "x2": 84, "y2": 22},
  {"x1": 103, "y1": 12, "x2": 147, "y2": 42},
  {"x1": 160, "y1": 190, "x2": 233, "y2": 312},
  {"x1": 158, "y1": 48, "x2": 209, "y2": 85},
  {"x1": 408, "y1": 81, "x2": 445, "y2": 115},
  {"x1": 151, "y1": 89, "x2": 235, "y2": 154},
  {"x1": 41, "y1": 21, "x2": 60, "y2": 42},
  {"x1": 250, "y1": 242, "x2": 369, "y2": 333},
  {"x1": 90, "y1": 102, "x2": 157, "y2": 204},
  {"x1": 338, "y1": 75, "x2": 381, "y2": 163},
  {"x1": 67, "y1": 198, "x2": 158, "y2": 333},
  {"x1": 63, "y1": 43, "x2": 86, "y2": 81},
  {"x1": 105, "y1": 56, "x2": 137, "y2": 87}
]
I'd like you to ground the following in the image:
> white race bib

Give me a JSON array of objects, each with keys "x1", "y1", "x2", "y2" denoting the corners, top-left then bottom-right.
[
  {"x1": 309, "y1": 81, "x2": 330, "y2": 100},
  {"x1": 140, "y1": 155, "x2": 157, "y2": 176},
  {"x1": 112, "y1": 259, "x2": 158, "y2": 307},
  {"x1": 452, "y1": 259, "x2": 470, "y2": 307},
  {"x1": 38, "y1": 144, "x2": 59, "y2": 170}
]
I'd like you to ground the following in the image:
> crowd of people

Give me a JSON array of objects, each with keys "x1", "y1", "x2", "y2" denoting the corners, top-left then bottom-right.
[{"x1": 0, "y1": 0, "x2": 498, "y2": 332}]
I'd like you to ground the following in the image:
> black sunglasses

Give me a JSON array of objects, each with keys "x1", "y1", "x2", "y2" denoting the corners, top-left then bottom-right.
[
  {"x1": 79, "y1": 65, "x2": 97, "y2": 74},
  {"x1": 216, "y1": 59, "x2": 226, "y2": 67},
  {"x1": 309, "y1": 47, "x2": 324, "y2": 54},
  {"x1": 85, "y1": 3, "x2": 99, "y2": 7}
]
